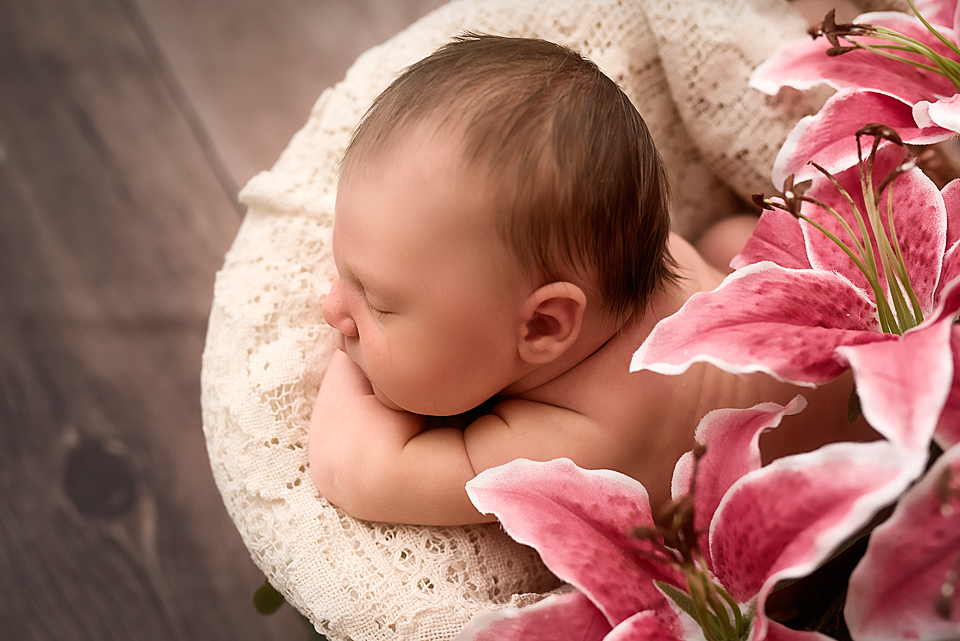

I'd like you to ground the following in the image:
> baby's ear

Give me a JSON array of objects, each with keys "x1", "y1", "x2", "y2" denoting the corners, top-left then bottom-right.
[{"x1": 517, "y1": 282, "x2": 586, "y2": 364}]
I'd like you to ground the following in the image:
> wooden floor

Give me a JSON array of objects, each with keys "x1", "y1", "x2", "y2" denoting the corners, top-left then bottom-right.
[{"x1": 0, "y1": 0, "x2": 444, "y2": 638}]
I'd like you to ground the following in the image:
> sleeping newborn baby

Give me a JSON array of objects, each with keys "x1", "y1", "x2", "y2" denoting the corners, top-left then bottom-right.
[{"x1": 309, "y1": 34, "x2": 877, "y2": 525}]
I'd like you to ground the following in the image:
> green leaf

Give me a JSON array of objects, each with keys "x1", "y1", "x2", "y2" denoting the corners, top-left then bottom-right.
[
  {"x1": 655, "y1": 580, "x2": 698, "y2": 621},
  {"x1": 253, "y1": 579, "x2": 286, "y2": 615}
]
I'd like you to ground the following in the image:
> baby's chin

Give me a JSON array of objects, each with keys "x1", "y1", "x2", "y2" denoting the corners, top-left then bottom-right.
[
  {"x1": 370, "y1": 383, "x2": 478, "y2": 418},
  {"x1": 370, "y1": 383, "x2": 406, "y2": 412}
]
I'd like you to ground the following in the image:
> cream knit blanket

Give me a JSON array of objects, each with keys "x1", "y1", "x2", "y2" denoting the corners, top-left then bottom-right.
[{"x1": 199, "y1": 0, "x2": 872, "y2": 639}]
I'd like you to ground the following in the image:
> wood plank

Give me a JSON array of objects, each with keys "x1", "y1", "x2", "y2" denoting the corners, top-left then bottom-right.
[
  {"x1": 131, "y1": 0, "x2": 448, "y2": 188},
  {"x1": 0, "y1": 0, "x2": 306, "y2": 637}
]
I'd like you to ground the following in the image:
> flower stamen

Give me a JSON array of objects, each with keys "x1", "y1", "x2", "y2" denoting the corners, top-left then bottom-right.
[
  {"x1": 808, "y1": 4, "x2": 960, "y2": 91},
  {"x1": 755, "y1": 125, "x2": 926, "y2": 335}
]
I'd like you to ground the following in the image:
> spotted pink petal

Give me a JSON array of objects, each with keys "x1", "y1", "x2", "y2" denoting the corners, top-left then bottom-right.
[
  {"x1": 938, "y1": 179, "x2": 960, "y2": 314},
  {"x1": 844, "y1": 442, "x2": 960, "y2": 641},
  {"x1": 631, "y1": 263, "x2": 892, "y2": 386},
  {"x1": 838, "y1": 276, "x2": 960, "y2": 452},
  {"x1": 943, "y1": 178, "x2": 960, "y2": 252},
  {"x1": 772, "y1": 90, "x2": 953, "y2": 186},
  {"x1": 709, "y1": 441, "x2": 920, "y2": 640},
  {"x1": 937, "y1": 323, "x2": 960, "y2": 449},
  {"x1": 838, "y1": 332, "x2": 950, "y2": 453},
  {"x1": 672, "y1": 397, "x2": 807, "y2": 564},
  {"x1": 453, "y1": 591, "x2": 612, "y2": 641},
  {"x1": 939, "y1": 242, "x2": 960, "y2": 301},
  {"x1": 750, "y1": 13, "x2": 958, "y2": 105},
  {"x1": 602, "y1": 609, "x2": 689, "y2": 641},
  {"x1": 731, "y1": 209, "x2": 811, "y2": 271},
  {"x1": 466, "y1": 458, "x2": 685, "y2": 631},
  {"x1": 914, "y1": 0, "x2": 959, "y2": 31},
  {"x1": 930, "y1": 277, "x2": 960, "y2": 448},
  {"x1": 800, "y1": 142, "x2": 947, "y2": 318}
]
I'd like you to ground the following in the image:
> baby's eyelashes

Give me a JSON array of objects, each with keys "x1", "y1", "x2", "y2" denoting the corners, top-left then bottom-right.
[{"x1": 366, "y1": 300, "x2": 393, "y2": 319}]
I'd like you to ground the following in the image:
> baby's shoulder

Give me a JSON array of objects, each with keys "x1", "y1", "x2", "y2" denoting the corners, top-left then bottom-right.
[{"x1": 524, "y1": 319, "x2": 702, "y2": 431}]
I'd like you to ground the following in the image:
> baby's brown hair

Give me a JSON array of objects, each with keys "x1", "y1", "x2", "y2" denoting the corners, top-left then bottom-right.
[{"x1": 341, "y1": 34, "x2": 677, "y2": 321}]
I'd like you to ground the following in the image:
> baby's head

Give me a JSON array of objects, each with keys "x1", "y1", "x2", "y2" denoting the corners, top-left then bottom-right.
[
  {"x1": 343, "y1": 34, "x2": 675, "y2": 320},
  {"x1": 323, "y1": 34, "x2": 676, "y2": 415}
]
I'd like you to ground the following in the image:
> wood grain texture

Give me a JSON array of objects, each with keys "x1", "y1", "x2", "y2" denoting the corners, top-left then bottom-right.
[
  {"x1": 0, "y1": 0, "x2": 449, "y2": 637},
  {"x1": 0, "y1": 0, "x2": 301, "y2": 637},
  {"x1": 132, "y1": 0, "x2": 448, "y2": 187}
]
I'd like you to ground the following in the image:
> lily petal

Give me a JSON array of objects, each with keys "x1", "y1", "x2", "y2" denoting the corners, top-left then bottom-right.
[
  {"x1": 938, "y1": 241, "x2": 960, "y2": 301},
  {"x1": 731, "y1": 209, "x2": 811, "y2": 271},
  {"x1": 466, "y1": 459, "x2": 685, "y2": 629},
  {"x1": 772, "y1": 90, "x2": 953, "y2": 186},
  {"x1": 925, "y1": 93, "x2": 960, "y2": 134},
  {"x1": 942, "y1": 178, "x2": 960, "y2": 252},
  {"x1": 931, "y1": 277, "x2": 960, "y2": 448},
  {"x1": 672, "y1": 397, "x2": 807, "y2": 562},
  {"x1": 801, "y1": 143, "x2": 947, "y2": 318},
  {"x1": 838, "y1": 276, "x2": 960, "y2": 452},
  {"x1": 838, "y1": 331, "x2": 951, "y2": 454},
  {"x1": 750, "y1": 13, "x2": 958, "y2": 105},
  {"x1": 844, "y1": 442, "x2": 960, "y2": 641},
  {"x1": 936, "y1": 323, "x2": 960, "y2": 449},
  {"x1": 453, "y1": 591, "x2": 611, "y2": 641},
  {"x1": 709, "y1": 441, "x2": 919, "y2": 639},
  {"x1": 631, "y1": 263, "x2": 891, "y2": 386},
  {"x1": 602, "y1": 609, "x2": 690, "y2": 641},
  {"x1": 914, "y1": 0, "x2": 959, "y2": 31}
]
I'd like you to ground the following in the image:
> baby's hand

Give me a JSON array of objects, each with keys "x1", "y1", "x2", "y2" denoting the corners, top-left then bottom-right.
[
  {"x1": 309, "y1": 352, "x2": 424, "y2": 512},
  {"x1": 317, "y1": 350, "x2": 376, "y2": 400},
  {"x1": 307, "y1": 351, "x2": 490, "y2": 525}
]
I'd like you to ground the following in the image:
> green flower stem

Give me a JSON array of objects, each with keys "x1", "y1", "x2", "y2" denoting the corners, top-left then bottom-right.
[
  {"x1": 840, "y1": 138, "x2": 887, "y2": 290},
  {"x1": 805, "y1": 165, "x2": 874, "y2": 270},
  {"x1": 866, "y1": 27, "x2": 960, "y2": 87},
  {"x1": 873, "y1": 213, "x2": 910, "y2": 326},
  {"x1": 806, "y1": 161, "x2": 885, "y2": 320},
  {"x1": 853, "y1": 40, "x2": 955, "y2": 77},
  {"x1": 689, "y1": 576, "x2": 722, "y2": 641},
  {"x1": 713, "y1": 582, "x2": 745, "y2": 636},
  {"x1": 859, "y1": 143, "x2": 908, "y2": 333},
  {"x1": 795, "y1": 211, "x2": 897, "y2": 333},
  {"x1": 884, "y1": 188, "x2": 925, "y2": 327},
  {"x1": 865, "y1": 44, "x2": 960, "y2": 83},
  {"x1": 699, "y1": 574, "x2": 737, "y2": 640},
  {"x1": 864, "y1": 160, "x2": 917, "y2": 334},
  {"x1": 907, "y1": 0, "x2": 960, "y2": 60},
  {"x1": 841, "y1": 26, "x2": 960, "y2": 90}
]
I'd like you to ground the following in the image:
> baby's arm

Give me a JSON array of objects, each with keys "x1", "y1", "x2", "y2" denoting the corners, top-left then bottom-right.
[
  {"x1": 309, "y1": 351, "x2": 602, "y2": 525},
  {"x1": 309, "y1": 351, "x2": 493, "y2": 524}
]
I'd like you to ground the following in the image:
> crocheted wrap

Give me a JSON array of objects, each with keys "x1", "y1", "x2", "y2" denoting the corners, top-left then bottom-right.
[{"x1": 200, "y1": 0, "x2": 859, "y2": 638}]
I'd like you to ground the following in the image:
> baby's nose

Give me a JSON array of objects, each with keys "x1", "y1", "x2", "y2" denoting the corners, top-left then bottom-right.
[{"x1": 321, "y1": 276, "x2": 359, "y2": 338}]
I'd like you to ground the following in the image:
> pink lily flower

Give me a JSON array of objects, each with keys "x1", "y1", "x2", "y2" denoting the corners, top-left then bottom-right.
[
  {"x1": 749, "y1": 1, "x2": 959, "y2": 184},
  {"x1": 454, "y1": 399, "x2": 918, "y2": 641},
  {"x1": 844, "y1": 441, "x2": 960, "y2": 640},
  {"x1": 632, "y1": 134, "x2": 960, "y2": 454}
]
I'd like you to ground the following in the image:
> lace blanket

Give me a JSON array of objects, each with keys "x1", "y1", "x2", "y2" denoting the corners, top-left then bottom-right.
[{"x1": 200, "y1": 0, "x2": 849, "y2": 639}]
